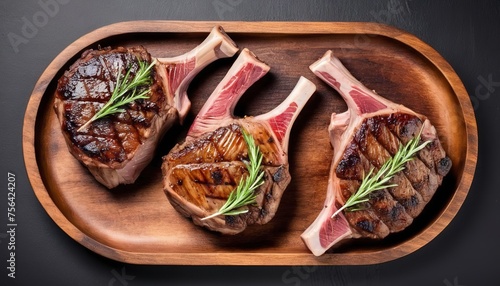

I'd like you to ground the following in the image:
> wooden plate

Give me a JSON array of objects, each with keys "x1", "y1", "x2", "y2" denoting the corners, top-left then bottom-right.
[{"x1": 23, "y1": 21, "x2": 477, "y2": 265}]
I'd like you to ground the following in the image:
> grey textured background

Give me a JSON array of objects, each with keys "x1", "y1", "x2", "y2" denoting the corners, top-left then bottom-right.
[{"x1": 1, "y1": 0, "x2": 499, "y2": 285}]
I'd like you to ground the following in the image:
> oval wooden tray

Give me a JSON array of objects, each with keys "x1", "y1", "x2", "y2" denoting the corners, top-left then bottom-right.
[{"x1": 23, "y1": 21, "x2": 477, "y2": 265}]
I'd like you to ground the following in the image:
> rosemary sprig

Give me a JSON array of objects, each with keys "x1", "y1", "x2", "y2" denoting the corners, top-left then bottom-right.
[
  {"x1": 77, "y1": 59, "x2": 156, "y2": 132},
  {"x1": 201, "y1": 129, "x2": 265, "y2": 220},
  {"x1": 331, "y1": 128, "x2": 431, "y2": 218}
]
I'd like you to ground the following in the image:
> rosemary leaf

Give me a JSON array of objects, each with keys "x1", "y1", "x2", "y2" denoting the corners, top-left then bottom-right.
[
  {"x1": 201, "y1": 129, "x2": 265, "y2": 220},
  {"x1": 77, "y1": 58, "x2": 156, "y2": 132},
  {"x1": 332, "y1": 127, "x2": 431, "y2": 218}
]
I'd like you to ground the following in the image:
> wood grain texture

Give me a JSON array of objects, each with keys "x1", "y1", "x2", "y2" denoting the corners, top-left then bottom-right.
[{"x1": 22, "y1": 21, "x2": 477, "y2": 265}]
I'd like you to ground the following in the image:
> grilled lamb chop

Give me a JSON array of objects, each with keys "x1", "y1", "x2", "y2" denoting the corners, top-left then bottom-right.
[
  {"x1": 54, "y1": 26, "x2": 238, "y2": 188},
  {"x1": 301, "y1": 51, "x2": 452, "y2": 256},
  {"x1": 162, "y1": 48, "x2": 316, "y2": 234}
]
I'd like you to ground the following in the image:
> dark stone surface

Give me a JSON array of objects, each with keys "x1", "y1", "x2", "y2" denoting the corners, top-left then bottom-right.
[{"x1": 1, "y1": 0, "x2": 498, "y2": 285}]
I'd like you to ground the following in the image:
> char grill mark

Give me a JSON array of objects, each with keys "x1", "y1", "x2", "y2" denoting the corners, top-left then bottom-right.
[
  {"x1": 166, "y1": 123, "x2": 283, "y2": 210},
  {"x1": 54, "y1": 26, "x2": 240, "y2": 188},
  {"x1": 57, "y1": 46, "x2": 163, "y2": 164},
  {"x1": 168, "y1": 123, "x2": 282, "y2": 166},
  {"x1": 347, "y1": 209, "x2": 389, "y2": 239},
  {"x1": 168, "y1": 124, "x2": 246, "y2": 164},
  {"x1": 170, "y1": 162, "x2": 247, "y2": 209},
  {"x1": 162, "y1": 49, "x2": 316, "y2": 234},
  {"x1": 336, "y1": 114, "x2": 439, "y2": 235},
  {"x1": 301, "y1": 50, "x2": 452, "y2": 256}
]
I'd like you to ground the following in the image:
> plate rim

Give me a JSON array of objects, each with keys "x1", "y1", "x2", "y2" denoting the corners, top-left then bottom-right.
[{"x1": 22, "y1": 20, "x2": 478, "y2": 265}]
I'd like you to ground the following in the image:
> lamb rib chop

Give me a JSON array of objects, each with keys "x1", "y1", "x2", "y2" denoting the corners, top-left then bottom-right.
[
  {"x1": 54, "y1": 26, "x2": 238, "y2": 189},
  {"x1": 301, "y1": 50, "x2": 452, "y2": 256},
  {"x1": 162, "y1": 48, "x2": 316, "y2": 234}
]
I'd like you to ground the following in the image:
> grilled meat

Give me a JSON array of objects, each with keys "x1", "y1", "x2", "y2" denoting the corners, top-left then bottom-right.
[
  {"x1": 301, "y1": 50, "x2": 452, "y2": 256},
  {"x1": 54, "y1": 26, "x2": 238, "y2": 188},
  {"x1": 162, "y1": 49, "x2": 316, "y2": 234}
]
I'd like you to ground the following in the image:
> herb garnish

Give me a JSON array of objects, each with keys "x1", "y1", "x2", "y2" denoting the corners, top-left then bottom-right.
[
  {"x1": 77, "y1": 59, "x2": 156, "y2": 132},
  {"x1": 332, "y1": 128, "x2": 431, "y2": 218},
  {"x1": 201, "y1": 129, "x2": 265, "y2": 220}
]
